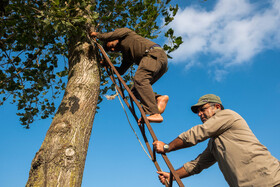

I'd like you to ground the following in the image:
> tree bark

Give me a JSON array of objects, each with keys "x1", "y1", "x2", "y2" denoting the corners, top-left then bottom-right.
[{"x1": 26, "y1": 38, "x2": 100, "y2": 186}]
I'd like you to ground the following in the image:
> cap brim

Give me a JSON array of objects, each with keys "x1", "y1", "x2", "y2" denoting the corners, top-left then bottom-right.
[{"x1": 191, "y1": 102, "x2": 206, "y2": 113}]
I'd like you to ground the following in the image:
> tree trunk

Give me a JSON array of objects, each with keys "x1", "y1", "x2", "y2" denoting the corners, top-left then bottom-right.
[{"x1": 26, "y1": 38, "x2": 100, "y2": 186}]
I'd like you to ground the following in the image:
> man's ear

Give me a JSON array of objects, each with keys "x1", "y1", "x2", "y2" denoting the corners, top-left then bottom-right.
[{"x1": 215, "y1": 104, "x2": 222, "y2": 110}]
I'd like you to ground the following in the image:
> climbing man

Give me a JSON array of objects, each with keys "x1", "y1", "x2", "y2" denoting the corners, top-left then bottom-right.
[
  {"x1": 90, "y1": 28, "x2": 169, "y2": 123},
  {"x1": 153, "y1": 94, "x2": 280, "y2": 186}
]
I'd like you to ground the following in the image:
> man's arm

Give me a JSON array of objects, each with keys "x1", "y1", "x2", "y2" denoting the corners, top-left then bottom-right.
[
  {"x1": 156, "y1": 145, "x2": 216, "y2": 185},
  {"x1": 90, "y1": 28, "x2": 132, "y2": 41},
  {"x1": 154, "y1": 111, "x2": 237, "y2": 154},
  {"x1": 182, "y1": 145, "x2": 216, "y2": 175},
  {"x1": 178, "y1": 110, "x2": 238, "y2": 147},
  {"x1": 157, "y1": 167, "x2": 190, "y2": 185},
  {"x1": 153, "y1": 137, "x2": 186, "y2": 154}
]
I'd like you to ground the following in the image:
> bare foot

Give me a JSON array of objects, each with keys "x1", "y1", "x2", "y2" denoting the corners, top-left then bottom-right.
[
  {"x1": 147, "y1": 113, "x2": 163, "y2": 123},
  {"x1": 157, "y1": 95, "x2": 169, "y2": 114}
]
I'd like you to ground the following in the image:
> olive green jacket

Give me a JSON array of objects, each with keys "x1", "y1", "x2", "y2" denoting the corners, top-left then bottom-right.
[
  {"x1": 179, "y1": 109, "x2": 280, "y2": 187},
  {"x1": 96, "y1": 28, "x2": 160, "y2": 75}
]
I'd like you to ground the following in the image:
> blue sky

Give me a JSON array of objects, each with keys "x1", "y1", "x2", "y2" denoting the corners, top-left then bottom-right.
[{"x1": 1, "y1": 0, "x2": 279, "y2": 187}]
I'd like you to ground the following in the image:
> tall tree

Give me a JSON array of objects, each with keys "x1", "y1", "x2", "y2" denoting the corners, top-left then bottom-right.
[{"x1": 0, "y1": 0, "x2": 182, "y2": 186}]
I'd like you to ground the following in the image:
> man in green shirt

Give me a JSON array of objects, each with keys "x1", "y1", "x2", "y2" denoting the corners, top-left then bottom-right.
[
  {"x1": 153, "y1": 94, "x2": 280, "y2": 187},
  {"x1": 90, "y1": 28, "x2": 169, "y2": 123}
]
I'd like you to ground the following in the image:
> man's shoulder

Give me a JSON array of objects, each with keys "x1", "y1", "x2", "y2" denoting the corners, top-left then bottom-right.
[
  {"x1": 116, "y1": 27, "x2": 134, "y2": 34},
  {"x1": 216, "y1": 109, "x2": 241, "y2": 116},
  {"x1": 116, "y1": 27, "x2": 132, "y2": 31},
  {"x1": 218, "y1": 109, "x2": 236, "y2": 113}
]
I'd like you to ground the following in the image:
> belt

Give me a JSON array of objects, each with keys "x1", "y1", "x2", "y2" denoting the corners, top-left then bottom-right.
[
  {"x1": 150, "y1": 44, "x2": 162, "y2": 50},
  {"x1": 145, "y1": 44, "x2": 162, "y2": 54}
]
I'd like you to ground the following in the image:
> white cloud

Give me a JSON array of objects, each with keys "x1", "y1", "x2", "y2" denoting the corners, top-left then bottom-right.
[{"x1": 169, "y1": 0, "x2": 280, "y2": 80}]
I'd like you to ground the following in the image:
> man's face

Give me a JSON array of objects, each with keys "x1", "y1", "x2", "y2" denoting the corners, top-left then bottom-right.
[
  {"x1": 106, "y1": 40, "x2": 119, "y2": 51},
  {"x1": 197, "y1": 103, "x2": 218, "y2": 123}
]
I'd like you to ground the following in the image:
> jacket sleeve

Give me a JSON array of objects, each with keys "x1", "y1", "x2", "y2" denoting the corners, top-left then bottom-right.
[
  {"x1": 183, "y1": 144, "x2": 216, "y2": 175},
  {"x1": 179, "y1": 110, "x2": 239, "y2": 147},
  {"x1": 97, "y1": 28, "x2": 132, "y2": 41}
]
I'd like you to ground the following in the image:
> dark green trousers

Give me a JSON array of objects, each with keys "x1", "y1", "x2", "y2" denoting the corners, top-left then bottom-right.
[{"x1": 132, "y1": 49, "x2": 168, "y2": 115}]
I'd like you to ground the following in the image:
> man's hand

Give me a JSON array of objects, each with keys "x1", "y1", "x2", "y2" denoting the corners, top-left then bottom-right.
[
  {"x1": 90, "y1": 31, "x2": 98, "y2": 37},
  {"x1": 153, "y1": 141, "x2": 165, "y2": 154},
  {"x1": 157, "y1": 171, "x2": 170, "y2": 185}
]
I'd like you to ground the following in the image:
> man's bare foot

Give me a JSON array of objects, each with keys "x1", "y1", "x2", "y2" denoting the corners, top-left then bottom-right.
[
  {"x1": 157, "y1": 95, "x2": 169, "y2": 114},
  {"x1": 147, "y1": 113, "x2": 163, "y2": 123}
]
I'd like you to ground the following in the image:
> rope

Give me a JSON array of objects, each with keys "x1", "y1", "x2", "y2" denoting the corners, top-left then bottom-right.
[{"x1": 114, "y1": 88, "x2": 152, "y2": 160}]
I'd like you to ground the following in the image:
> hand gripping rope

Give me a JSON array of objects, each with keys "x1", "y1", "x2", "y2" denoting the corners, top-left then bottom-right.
[{"x1": 87, "y1": 35, "x2": 185, "y2": 187}]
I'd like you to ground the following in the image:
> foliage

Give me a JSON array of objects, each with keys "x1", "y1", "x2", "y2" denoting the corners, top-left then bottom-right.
[{"x1": 0, "y1": 0, "x2": 182, "y2": 128}]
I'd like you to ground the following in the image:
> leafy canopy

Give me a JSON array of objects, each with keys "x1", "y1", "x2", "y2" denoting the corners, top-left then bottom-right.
[{"x1": 0, "y1": 0, "x2": 182, "y2": 128}]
